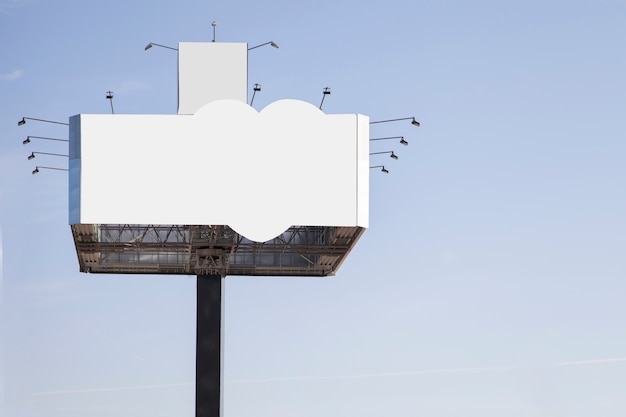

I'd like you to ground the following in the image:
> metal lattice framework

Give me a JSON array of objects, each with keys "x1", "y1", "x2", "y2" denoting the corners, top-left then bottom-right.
[{"x1": 71, "y1": 224, "x2": 365, "y2": 276}]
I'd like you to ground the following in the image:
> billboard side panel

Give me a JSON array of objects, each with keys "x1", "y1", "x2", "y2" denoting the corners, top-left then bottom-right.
[
  {"x1": 357, "y1": 114, "x2": 370, "y2": 228},
  {"x1": 68, "y1": 115, "x2": 81, "y2": 225}
]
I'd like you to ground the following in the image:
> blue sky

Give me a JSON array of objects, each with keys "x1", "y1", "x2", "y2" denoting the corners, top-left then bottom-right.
[{"x1": 2, "y1": 0, "x2": 626, "y2": 416}]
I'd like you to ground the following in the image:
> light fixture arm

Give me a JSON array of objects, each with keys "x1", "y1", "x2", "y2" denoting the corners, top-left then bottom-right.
[
  {"x1": 370, "y1": 117, "x2": 420, "y2": 127},
  {"x1": 144, "y1": 42, "x2": 178, "y2": 51},
  {"x1": 319, "y1": 87, "x2": 331, "y2": 110},
  {"x1": 23, "y1": 136, "x2": 69, "y2": 145},
  {"x1": 248, "y1": 41, "x2": 279, "y2": 51},
  {"x1": 32, "y1": 166, "x2": 69, "y2": 175},
  {"x1": 370, "y1": 136, "x2": 409, "y2": 146},
  {"x1": 370, "y1": 150, "x2": 398, "y2": 160},
  {"x1": 250, "y1": 84, "x2": 261, "y2": 106},
  {"x1": 369, "y1": 165, "x2": 389, "y2": 174},
  {"x1": 28, "y1": 151, "x2": 70, "y2": 160},
  {"x1": 18, "y1": 117, "x2": 69, "y2": 126},
  {"x1": 106, "y1": 91, "x2": 115, "y2": 114}
]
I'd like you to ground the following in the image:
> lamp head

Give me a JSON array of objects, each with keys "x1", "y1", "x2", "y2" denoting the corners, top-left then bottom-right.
[
  {"x1": 390, "y1": 152, "x2": 398, "y2": 160},
  {"x1": 270, "y1": 41, "x2": 279, "y2": 48},
  {"x1": 144, "y1": 43, "x2": 153, "y2": 50},
  {"x1": 323, "y1": 87, "x2": 331, "y2": 95},
  {"x1": 370, "y1": 165, "x2": 389, "y2": 174},
  {"x1": 253, "y1": 83, "x2": 261, "y2": 92},
  {"x1": 23, "y1": 137, "x2": 31, "y2": 145},
  {"x1": 400, "y1": 138, "x2": 409, "y2": 146},
  {"x1": 411, "y1": 118, "x2": 420, "y2": 127},
  {"x1": 28, "y1": 153, "x2": 35, "y2": 160},
  {"x1": 18, "y1": 118, "x2": 26, "y2": 126},
  {"x1": 32, "y1": 167, "x2": 39, "y2": 175}
]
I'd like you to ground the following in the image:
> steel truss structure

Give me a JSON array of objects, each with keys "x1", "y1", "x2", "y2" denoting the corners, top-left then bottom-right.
[{"x1": 71, "y1": 224, "x2": 365, "y2": 276}]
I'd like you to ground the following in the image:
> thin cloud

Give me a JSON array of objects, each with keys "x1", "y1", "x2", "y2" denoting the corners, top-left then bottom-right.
[
  {"x1": 556, "y1": 357, "x2": 626, "y2": 366},
  {"x1": 227, "y1": 366, "x2": 518, "y2": 384},
  {"x1": 29, "y1": 357, "x2": 626, "y2": 398},
  {"x1": 1, "y1": 70, "x2": 24, "y2": 81},
  {"x1": 29, "y1": 366, "x2": 518, "y2": 397},
  {"x1": 32, "y1": 382, "x2": 192, "y2": 397}
]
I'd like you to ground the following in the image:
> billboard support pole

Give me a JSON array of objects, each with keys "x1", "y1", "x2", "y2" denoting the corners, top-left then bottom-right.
[{"x1": 196, "y1": 274, "x2": 224, "y2": 417}]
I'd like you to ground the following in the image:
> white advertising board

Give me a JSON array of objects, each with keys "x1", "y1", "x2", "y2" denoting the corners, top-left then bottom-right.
[{"x1": 69, "y1": 99, "x2": 369, "y2": 242}]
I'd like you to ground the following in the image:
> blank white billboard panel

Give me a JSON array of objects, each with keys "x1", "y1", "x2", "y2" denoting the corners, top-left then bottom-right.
[
  {"x1": 178, "y1": 42, "x2": 248, "y2": 114},
  {"x1": 70, "y1": 99, "x2": 369, "y2": 242}
]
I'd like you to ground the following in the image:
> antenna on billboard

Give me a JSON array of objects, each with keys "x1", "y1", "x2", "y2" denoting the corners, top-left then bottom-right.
[{"x1": 212, "y1": 21, "x2": 218, "y2": 42}]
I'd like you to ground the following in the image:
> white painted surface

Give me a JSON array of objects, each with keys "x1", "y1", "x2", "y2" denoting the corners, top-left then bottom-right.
[
  {"x1": 177, "y1": 42, "x2": 248, "y2": 114},
  {"x1": 70, "y1": 99, "x2": 369, "y2": 242}
]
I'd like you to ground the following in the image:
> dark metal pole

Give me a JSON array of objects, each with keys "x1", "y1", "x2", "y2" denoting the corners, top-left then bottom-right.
[{"x1": 196, "y1": 274, "x2": 224, "y2": 417}]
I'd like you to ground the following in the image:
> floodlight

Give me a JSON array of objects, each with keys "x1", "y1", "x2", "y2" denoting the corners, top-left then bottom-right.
[
  {"x1": 250, "y1": 84, "x2": 261, "y2": 106},
  {"x1": 27, "y1": 151, "x2": 69, "y2": 160},
  {"x1": 370, "y1": 136, "x2": 408, "y2": 146},
  {"x1": 106, "y1": 91, "x2": 115, "y2": 114},
  {"x1": 248, "y1": 41, "x2": 280, "y2": 51},
  {"x1": 370, "y1": 165, "x2": 389, "y2": 174},
  {"x1": 145, "y1": 42, "x2": 178, "y2": 51},
  {"x1": 370, "y1": 150, "x2": 399, "y2": 160},
  {"x1": 17, "y1": 117, "x2": 68, "y2": 126},
  {"x1": 23, "y1": 135, "x2": 68, "y2": 145},
  {"x1": 370, "y1": 116, "x2": 420, "y2": 127},
  {"x1": 32, "y1": 165, "x2": 68, "y2": 175},
  {"x1": 319, "y1": 87, "x2": 331, "y2": 110}
]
